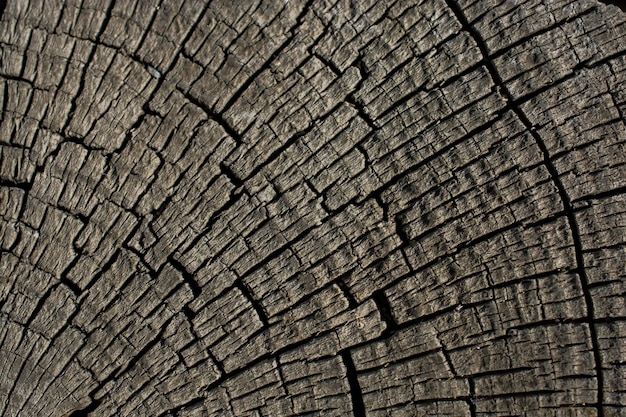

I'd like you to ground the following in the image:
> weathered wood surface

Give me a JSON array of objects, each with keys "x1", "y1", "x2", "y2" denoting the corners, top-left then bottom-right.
[{"x1": 1, "y1": 0, "x2": 625, "y2": 416}]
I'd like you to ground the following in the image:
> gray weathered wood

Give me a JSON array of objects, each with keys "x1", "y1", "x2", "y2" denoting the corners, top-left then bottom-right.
[{"x1": 1, "y1": 0, "x2": 625, "y2": 416}]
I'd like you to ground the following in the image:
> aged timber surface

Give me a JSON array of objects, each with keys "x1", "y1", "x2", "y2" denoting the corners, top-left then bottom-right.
[{"x1": 1, "y1": 0, "x2": 625, "y2": 416}]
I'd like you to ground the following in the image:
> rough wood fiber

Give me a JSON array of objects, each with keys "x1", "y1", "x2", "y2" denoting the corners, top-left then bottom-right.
[{"x1": 0, "y1": 0, "x2": 625, "y2": 416}]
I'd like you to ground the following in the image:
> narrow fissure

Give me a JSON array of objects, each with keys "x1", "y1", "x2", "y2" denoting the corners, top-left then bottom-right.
[
  {"x1": 0, "y1": 0, "x2": 7, "y2": 20},
  {"x1": 467, "y1": 377, "x2": 477, "y2": 417},
  {"x1": 340, "y1": 350, "x2": 366, "y2": 417},
  {"x1": 372, "y1": 290, "x2": 398, "y2": 336},
  {"x1": 234, "y1": 279, "x2": 269, "y2": 327},
  {"x1": 64, "y1": 399, "x2": 102, "y2": 417},
  {"x1": 443, "y1": 3, "x2": 604, "y2": 414},
  {"x1": 168, "y1": 256, "x2": 201, "y2": 298}
]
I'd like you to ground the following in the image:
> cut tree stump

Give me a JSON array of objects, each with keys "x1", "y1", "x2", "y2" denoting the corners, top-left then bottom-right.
[{"x1": 1, "y1": 0, "x2": 625, "y2": 416}]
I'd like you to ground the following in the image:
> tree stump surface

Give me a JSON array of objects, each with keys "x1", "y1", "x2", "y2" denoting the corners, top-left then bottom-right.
[{"x1": 1, "y1": 0, "x2": 625, "y2": 416}]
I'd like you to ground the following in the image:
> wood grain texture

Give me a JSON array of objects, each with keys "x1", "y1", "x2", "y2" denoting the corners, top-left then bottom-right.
[{"x1": 1, "y1": 0, "x2": 625, "y2": 416}]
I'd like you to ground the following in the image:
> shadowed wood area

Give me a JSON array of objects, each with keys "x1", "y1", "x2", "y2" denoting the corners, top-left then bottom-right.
[{"x1": 1, "y1": 0, "x2": 625, "y2": 416}]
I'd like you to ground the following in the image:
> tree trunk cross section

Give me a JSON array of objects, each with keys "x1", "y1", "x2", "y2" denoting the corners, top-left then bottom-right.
[{"x1": 0, "y1": 0, "x2": 625, "y2": 416}]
